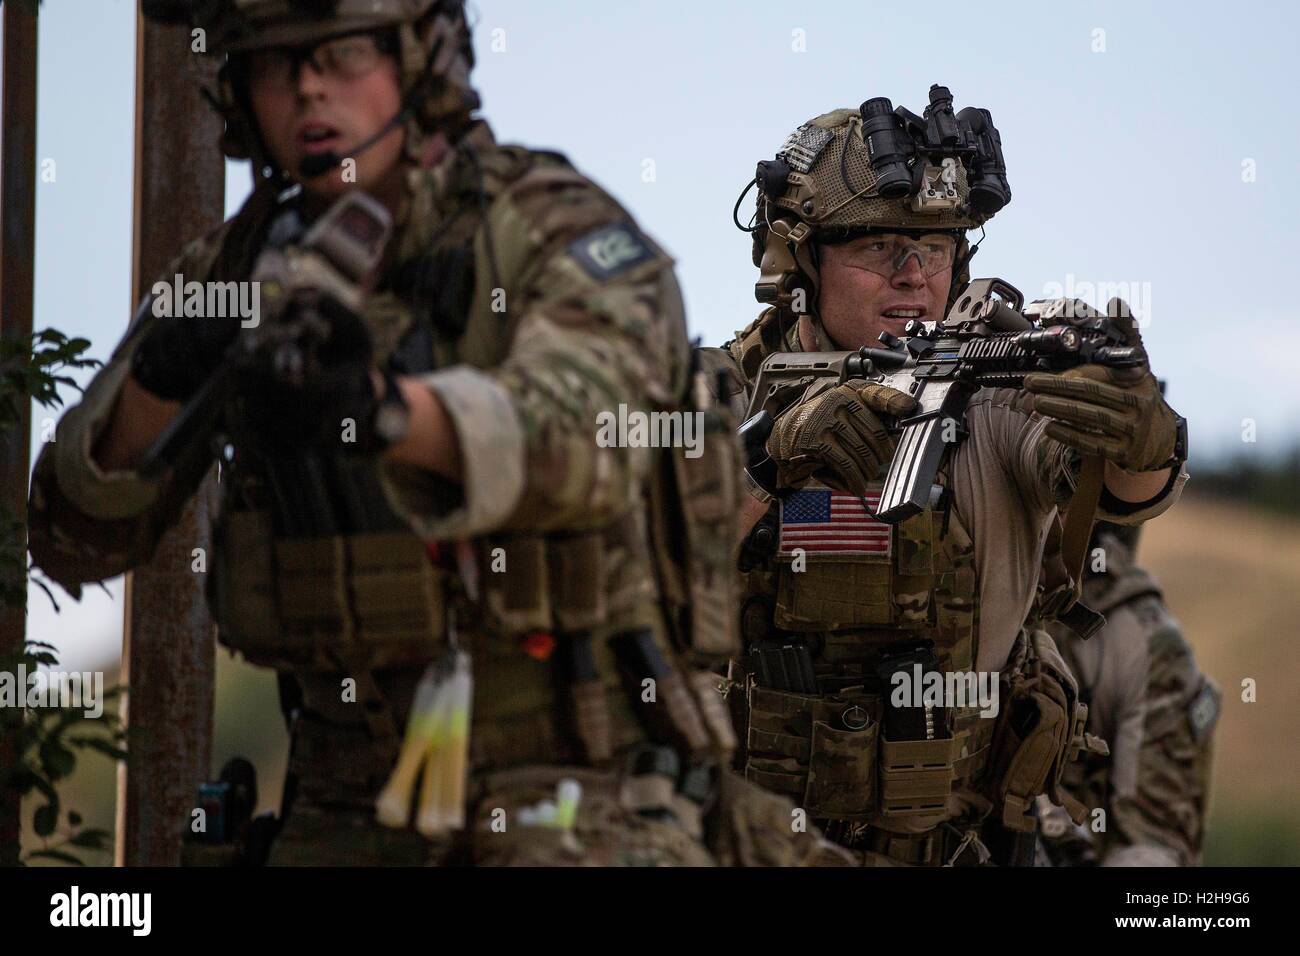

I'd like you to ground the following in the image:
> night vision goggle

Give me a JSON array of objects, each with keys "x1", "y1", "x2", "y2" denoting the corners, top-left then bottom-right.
[
  {"x1": 860, "y1": 84, "x2": 1010, "y2": 216},
  {"x1": 749, "y1": 85, "x2": 1011, "y2": 223}
]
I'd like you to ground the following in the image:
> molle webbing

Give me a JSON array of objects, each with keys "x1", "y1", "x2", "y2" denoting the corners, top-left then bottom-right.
[
  {"x1": 766, "y1": 496, "x2": 978, "y2": 673},
  {"x1": 742, "y1": 682, "x2": 995, "y2": 827},
  {"x1": 211, "y1": 508, "x2": 448, "y2": 672}
]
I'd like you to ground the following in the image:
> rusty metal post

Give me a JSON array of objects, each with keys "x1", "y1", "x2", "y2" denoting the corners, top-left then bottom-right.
[
  {"x1": 114, "y1": 5, "x2": 225, "y2": 866},
  {"x1": 0, "y1": 0, "x2": 40, "y2": 866}
]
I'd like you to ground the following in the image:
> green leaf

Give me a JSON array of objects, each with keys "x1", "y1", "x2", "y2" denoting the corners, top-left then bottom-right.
[
  {"x1": 27, "y1": 771, "x2": 57, "y2": 803},
  {"x1": 39, "y1": 739, "x2": 76, "y2": 780},
  {"x1": 6, "y1": 766, "x2": 38, "y2": 796},
  {"x1": 33, "y1": 802, "x2": 59, "y2": 837}
]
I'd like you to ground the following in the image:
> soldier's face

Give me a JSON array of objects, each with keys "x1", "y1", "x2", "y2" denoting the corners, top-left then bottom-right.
[
  {"x1": 815, "y1": 236, "x2": 954, "y2": 349},
  {"x1": 245, "y1": 32, "x2": 406, "y2": 198}
]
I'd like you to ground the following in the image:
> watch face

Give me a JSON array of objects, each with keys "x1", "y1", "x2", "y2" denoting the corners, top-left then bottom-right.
[{"x1": 375, "y1": 402, "x2": 408, "y2": 444}]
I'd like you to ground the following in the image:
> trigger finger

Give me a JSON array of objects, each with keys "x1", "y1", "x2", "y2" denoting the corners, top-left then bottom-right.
[{"x1": 856, "y1": 382, "x2": 917, "y2": 418}]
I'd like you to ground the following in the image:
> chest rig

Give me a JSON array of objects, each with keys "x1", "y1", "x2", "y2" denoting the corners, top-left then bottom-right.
[
  {"x1": 724, "y1": 311, "x2": 1003, "y2": 862},
  {"x1": 198, "y1": 140, "x2": 736, "y2": 807}
]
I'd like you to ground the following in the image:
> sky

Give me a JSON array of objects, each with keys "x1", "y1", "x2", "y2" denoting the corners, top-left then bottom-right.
[{"x1": 5, "y1": 0, "x2": 1299, "y2": 667}]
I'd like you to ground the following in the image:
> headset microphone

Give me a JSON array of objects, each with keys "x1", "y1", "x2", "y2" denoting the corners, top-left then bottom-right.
[{"x1": 297, "y1": 106, "x2": 409, "y2": 179}]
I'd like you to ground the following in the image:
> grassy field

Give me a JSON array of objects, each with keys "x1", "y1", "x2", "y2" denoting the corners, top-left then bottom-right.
[{"x1": 20, "y1": 493, "x2": 1300, "y2": 865}]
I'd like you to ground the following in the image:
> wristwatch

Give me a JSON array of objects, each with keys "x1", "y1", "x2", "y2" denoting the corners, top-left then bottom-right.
[
  {"x1": 1161, "y1": 414, "x2": 1189, "y2": 471},
  {"x1": 370, "y1": 366, "x2": 411, "y2": 449}
]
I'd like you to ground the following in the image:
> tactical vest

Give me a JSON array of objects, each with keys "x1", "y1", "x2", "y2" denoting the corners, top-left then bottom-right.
[
  {"x1": 192, "y1": 137, "x2": 738, "y2": 806},
  {"x1": 713, "y1": 308, "x2": 1091, "y2": 864}
]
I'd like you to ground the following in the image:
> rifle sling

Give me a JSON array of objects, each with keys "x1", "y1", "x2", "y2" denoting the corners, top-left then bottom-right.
[{"x1": 1059, "y1": 454, "x2": 1105, "y2": 607}]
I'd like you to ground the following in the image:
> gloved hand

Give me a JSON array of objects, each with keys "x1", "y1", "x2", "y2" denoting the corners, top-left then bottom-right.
[
  {"x1": 231, "y1": 292, "x2": 387, "y2": 456},
  {"x1": 129, "y1": 303, "x2": 242, "y2": 402},
  {"x1": 1023, "y1": 298, "x2": 1178, "y2": 472},
  {"x1": 767, "y1": 379, "x2": 917, "y2": 497}
]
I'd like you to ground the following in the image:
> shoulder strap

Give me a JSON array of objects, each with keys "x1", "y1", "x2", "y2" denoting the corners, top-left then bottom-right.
[{"x1": 1058, "y1": 454, "x2": 1105, "y2": 611}]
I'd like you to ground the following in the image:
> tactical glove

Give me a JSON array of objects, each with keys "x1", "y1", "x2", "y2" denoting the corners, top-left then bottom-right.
[
  {"x1": 231, "y1": 293, "x2": 392, "y2": 456},
  {"x1": 768, "y1": 379, "x2": 918, "y2": 498},
  {"x1": 130, "y1": 305, "x2": 242, "y2": 403},
  {"x1": 1023, "y1": 298, "x2": 1179, "y2": 472}
]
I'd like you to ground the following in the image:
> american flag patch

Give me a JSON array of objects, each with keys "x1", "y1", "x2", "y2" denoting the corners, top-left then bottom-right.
[{"x1": 778, "y1": 484, "x2": 892, "y2": 558}]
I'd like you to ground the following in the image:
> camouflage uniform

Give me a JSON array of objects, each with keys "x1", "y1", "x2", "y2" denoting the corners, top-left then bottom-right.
[
  {"x1": 28, "y1": 0, "x2": 841, "y2": 867},
  {"x1": 703, "y1": 103, "x2": 1188, "y2": 866},
  {"x1": 1040, "y1": 525, "x2": 1219, "y2": 866}
]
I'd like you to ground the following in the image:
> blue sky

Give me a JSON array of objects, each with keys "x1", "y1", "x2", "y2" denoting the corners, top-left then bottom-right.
[{"x1": 6, "y1": 0, "x2": 1298, "y2": 665}]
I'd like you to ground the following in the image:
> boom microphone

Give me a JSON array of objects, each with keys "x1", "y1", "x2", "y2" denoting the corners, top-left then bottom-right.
[{"x1": 297, "y1": 107, "x2": 409, "y2": 179}]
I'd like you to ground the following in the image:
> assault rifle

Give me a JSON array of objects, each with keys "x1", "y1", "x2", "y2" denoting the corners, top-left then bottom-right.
[
  {"x1": 137, "y1": 191, "x2": 393, "y2": 484},
  {"x1": 740, "y1": 278, "x2": 1146, "y2": 525}
]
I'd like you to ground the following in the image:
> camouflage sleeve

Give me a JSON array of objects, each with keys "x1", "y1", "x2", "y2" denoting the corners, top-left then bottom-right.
[
  {"x1": 28, "y1": 238, "x2": 225, "y2": 595},
  {"x1": 378, "y1": 166, "x2": 689, "y2": 539},
  {"x1": 1102, "y1": 596, "x2": 1219, "y2": 866}
]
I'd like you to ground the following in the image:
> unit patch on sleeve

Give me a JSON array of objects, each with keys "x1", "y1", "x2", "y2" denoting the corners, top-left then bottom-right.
[{"x1": 568, "y1": 221, "x2": 657, "y2": 280}]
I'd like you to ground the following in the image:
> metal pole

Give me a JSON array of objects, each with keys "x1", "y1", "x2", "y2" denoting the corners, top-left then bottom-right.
[
  {"x1": 114, "y1": 4, "x2": 224, "y2": 866},
  {"x1": 0, "y1": 0, "x2": 40, "y2": 867}
]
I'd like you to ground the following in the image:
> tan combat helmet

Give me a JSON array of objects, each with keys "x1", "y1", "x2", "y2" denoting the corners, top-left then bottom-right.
[
  {"x1": 144, "y1": 0, "x2": 478, "y2": 177},
  {"x1": 745, "y1": 86, "x2": 1010, "y2": 326}
]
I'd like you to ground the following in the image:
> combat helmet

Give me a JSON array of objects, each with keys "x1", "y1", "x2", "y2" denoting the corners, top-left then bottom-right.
[
  {"x1": 143, "y1": 0, "x2": 478, "y2": 179},
  {"x1": 743, "y1": 86, "x2": 1011, "y2": 333}
]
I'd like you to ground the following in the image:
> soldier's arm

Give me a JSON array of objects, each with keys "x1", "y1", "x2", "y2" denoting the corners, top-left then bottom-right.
[
  {"x1": 91, "y1": 375, "x2": 181, "y2": 473},
  {"x1": 377, "y1": 167, "x2": 687, "y2": 539},
  {"x1": 28, "y1": 259, "x2": 221, "y2": 595},
  {"x1": 1105, "y1": 603, "x2": 1218, "y2": 866},
  {"x1": 981, "y1": 388, "x2": 1187, "y2": 525}
]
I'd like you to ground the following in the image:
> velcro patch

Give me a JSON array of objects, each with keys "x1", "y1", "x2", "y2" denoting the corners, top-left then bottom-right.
[
  {"x1": 778, "y1": 481, "x2": 892, "y2": 560},
  {"x1": 568, "y1": 222, "x2": 657, "y2": 281},
  {"x1": 777, "y1": 124, "x2": 834, "y2": 174}
]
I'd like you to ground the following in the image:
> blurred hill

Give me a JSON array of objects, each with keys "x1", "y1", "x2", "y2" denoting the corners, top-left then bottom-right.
[
  {"x1": 1140, "y1": 491, "x2": 1300, "y2": 865},
  {"x1": 1189, "y1": 452, "x2": 1300, "y2": 520}
]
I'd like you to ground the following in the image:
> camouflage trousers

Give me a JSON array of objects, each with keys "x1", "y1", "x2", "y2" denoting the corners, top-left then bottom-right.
[{"x1": 268, "y1": 763, "x2": 854, "y2": 866}]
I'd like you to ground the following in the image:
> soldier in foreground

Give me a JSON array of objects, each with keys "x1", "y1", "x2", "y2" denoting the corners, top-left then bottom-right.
[
  {"x1": 1038, "y1": 522, "x2": 1220, "y2": 866},
  {"x1": 28, "y1": 0, "x2": 830, "y2": 866},
  {"x1": 701, "y1": 90, "x2": 1189, "y2": 865}
]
